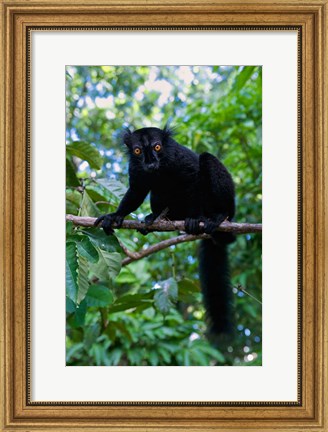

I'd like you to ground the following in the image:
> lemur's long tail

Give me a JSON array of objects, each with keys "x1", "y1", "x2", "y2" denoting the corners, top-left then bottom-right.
[{"x1": 199, "y1": 233, "x2": 234, "y2": 335}]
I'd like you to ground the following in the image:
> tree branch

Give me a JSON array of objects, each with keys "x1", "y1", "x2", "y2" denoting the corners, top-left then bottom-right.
[
  {"x1": 122, "y1": 233, "x2": 210, "y2": 266},
  {"x1": 66, "y1": 214, "x2": 262, "y2": 266},
  {"x1": 66, "y1": 214, "x2": 262, "y2": 234}
]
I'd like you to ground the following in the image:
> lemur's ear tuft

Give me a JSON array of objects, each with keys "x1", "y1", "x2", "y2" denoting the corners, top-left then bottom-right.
[
  {"x1": 162, "y1": 122, "x2": 176, "y2": 140},
  {"x1": 121, "y1": 127, "x2": 133, "y2": 147}
]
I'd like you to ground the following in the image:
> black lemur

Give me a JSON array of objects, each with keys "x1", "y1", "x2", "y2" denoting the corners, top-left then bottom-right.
[{"x1": 95, "y1": 126, "x2": 236, "y2": 335}]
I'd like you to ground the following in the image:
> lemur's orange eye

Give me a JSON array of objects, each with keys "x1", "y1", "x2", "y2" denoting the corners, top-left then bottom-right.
[
  {"x1": 134, "y1": 147, "x2": 142, "y2": 155},
  {"x1": 154, "y1": 144, "x2": 161, "y2": 152}
]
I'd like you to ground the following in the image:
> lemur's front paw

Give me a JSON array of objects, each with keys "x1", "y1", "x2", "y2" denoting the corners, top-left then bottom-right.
[
  {"x1": 203, "y1": 215, "x2": 227, "y2": 235},
  {"x1": 137, "y1": 213, "x2": 155, "y2": 236},
  {"x1": 144, "y1": 213, "x2": 156, "y2": 226},
  {"x1": 94, "y1": 213, "x2": 124, "y2": 235},
  {"x1": 185, "y1": 218, "x2": 203, "y2": 235},
  {"x1": 137, "y1": 226, "x2": 150, "y2": 236},
  {"x1": 203, "y1": 220, "x2": 217, "y2": 235}
]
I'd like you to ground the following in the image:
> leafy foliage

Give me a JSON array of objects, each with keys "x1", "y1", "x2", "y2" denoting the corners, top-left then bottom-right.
[
  {"x1": 154, "y1": 278, "x2": 178, "y2": 316},
  {"x1": 66, "y1": 66, "x2": 262, "y2": 366}
]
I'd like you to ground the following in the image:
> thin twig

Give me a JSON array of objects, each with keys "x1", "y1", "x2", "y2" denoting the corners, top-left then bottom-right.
[
  {"x1": 236, "y1": 284, "x2": 262, "y2": 305},
  {"x1": 116, "y1": 237, "x2": 139, "y2": 260},
  {"x1": 122, "y1": 233, "x2": 210, "y2": 266}
]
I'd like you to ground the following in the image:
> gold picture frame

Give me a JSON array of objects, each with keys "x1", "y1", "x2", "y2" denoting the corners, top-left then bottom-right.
[{"x1": 1, "y1": 0, "x2": 327, "y2": 430}]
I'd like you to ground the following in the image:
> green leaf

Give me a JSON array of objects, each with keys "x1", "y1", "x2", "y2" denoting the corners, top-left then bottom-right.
[
  {"x1": 178, "y1": 278, "x2": 200, "y2": 302},
  {"x1": 158, "y1": 346, "x2": 171, "y2": 363},
  {"x1": 95, "y1": 178, "x2": 127, "y2": 201},
  {"x1": 75, "y1": 299, "x2": 87, "y2": 326},
  {"x1": 91, "y1": 249, "x2": 122, "y2": 282},
  {"x1": 199, "y1": 344, "x2": 226, "y2": 363},
  {"x1": 107, "y1": 321, "x2": 134, "y2": 343},
  {"x1": 86, "y1": 284, "x2": 114, "y2": 307},
  {"x1": 67, "y1": 298, "x2": 87, "y2": 328},
  {"x1": 183, "y1": 349, "x2": 190, "y2": 366},
  {"x1": 120, "y1": 260, "x2": 151, "y2": 286},
  {"x1": 66, "y1": 141, "x2": 103, "y2": 170},
  {"x1": 108, "y1": 348, "x2": 123, "y2": 366},
  {"x1": 189, "y1": 349, "x2": 208, "y2": 366},
  {"x1": 178, "y1": 278, "x2": 199, "y2": 293},
  {"x1": 68, "y1": 234, "x2": 99, "y2": 263},
  {"x1": 115, "y1": 266, "x2": 139, "y2": 284},
  {"x1": 148, "y1": 350, "x2": 159, "y2": 366},
  {"x1": 76, "y1": 254, "x2": 89, "y2": 304},
  {"x1": 66, "y1": 157, "x2": 80, "y2": 187},
  {"x1": 66, "y1": 242, "x2": 78, "y2": 302},
  {"x1": 66, "y1": 69, "x2": 73, "y2": 80},
  {"x1": 107, "y1": 292, "x2": 153, "y2": 314},
  {"x1": 232, "y1": 66, "x2": 256, "y2": 92},
  {"x1": 129, "y1": 349, "x2": 144, "y2": 365},
  {"x1": 244, "y1": 303, "x2": 258, "y2": 319},
  {"x1": 85, "y1": 186, "x2": 110, "y2": 204},
  {"x1": 66, "y1": 242, "x2": 90, "y2": 305},
  {"x1": 154, "y1": 278, "x2": 178, "y2": 316},
  {"x1": 100, "y1": 250, "x2": 122, "y2": 280},
  {"x1": 134, "y1": 302, "x2": 153, "y2": 313},
  {"x1": 66, "y1": 221, "x2": 74, "y2": 235},
  {"x1": 76, "y1": 236, "x2": 99, "y2": 263},
  {"x1": 107, "y1": 302, "x2": 148, "y2": 314},
  {"x1": 66, "y1": 189, "x2": 82, "y2": 215},
  {"x1": 160, "y1": 342, "x2": 179, "y2": 354},
  {"x1": 66, "y1": 189, "x2": 82, "y2": 205},
  {"x1": 84, "y1": 323, "x2": 101, "y2": 350},
  {"x1": 80, "y1": 190, "x2": 99, "y2": 217},
  {"x1": 83, "y1": 228, "x2": 123, "y2": 253},
  {"x1": 66, "y1": 296, "x2": 76, "y2": 314},
  {"x1": 66, "y1": 343, "x2": 84, "y2": 363},
  {"x1": 90, "y1": 344, "x2": 104, "y2": 366}
]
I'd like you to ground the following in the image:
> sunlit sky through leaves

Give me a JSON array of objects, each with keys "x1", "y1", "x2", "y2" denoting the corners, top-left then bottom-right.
[{"x1": 66, "y1": 65, "x2": 227, "y2": 126}]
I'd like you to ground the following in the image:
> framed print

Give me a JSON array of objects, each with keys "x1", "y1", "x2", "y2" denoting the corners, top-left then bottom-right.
[{"x1": 1, "y1": 0, "x2": 327, "y2": 431}]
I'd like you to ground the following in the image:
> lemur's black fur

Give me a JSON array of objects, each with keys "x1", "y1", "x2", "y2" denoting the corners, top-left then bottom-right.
[{"x1": 95, "y1": 126, "x2": 236, "y2": 335}]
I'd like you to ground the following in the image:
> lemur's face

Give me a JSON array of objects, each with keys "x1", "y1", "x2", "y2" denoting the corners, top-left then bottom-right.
[{"x1": 123, "y1": 127, "x2": 166, "y2": 172}]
